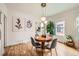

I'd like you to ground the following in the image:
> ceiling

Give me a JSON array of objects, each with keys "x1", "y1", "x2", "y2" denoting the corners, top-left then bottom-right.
[{"x1": 5, "y1": 3, "x2": 79, "y2": 17}]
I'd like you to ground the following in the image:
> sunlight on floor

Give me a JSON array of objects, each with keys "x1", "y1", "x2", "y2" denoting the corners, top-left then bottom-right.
[{"x1": 4, "y1": 42, "x2": 79, "y2": 56}]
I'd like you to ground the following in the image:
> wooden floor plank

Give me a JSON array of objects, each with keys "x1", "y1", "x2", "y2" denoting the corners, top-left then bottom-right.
[{"x1": 4, "y1": 42, "x2": 79, "y2": 56}]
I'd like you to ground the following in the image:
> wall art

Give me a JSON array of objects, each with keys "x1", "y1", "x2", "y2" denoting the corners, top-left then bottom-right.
[
  {"x1": 24, "y1": 18, "x2": 32, "y2": 31},
  {"x1": 26, "y1": 20, "x2": 32, "y2": 28},
  {"x1": 12, "y1": 16, "x2": 24, "y2": 32}
]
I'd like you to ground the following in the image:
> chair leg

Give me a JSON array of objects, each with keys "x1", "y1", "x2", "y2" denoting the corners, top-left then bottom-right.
[
  {"x1": 50, "y1": 49, "x2": 52, "y2": 56},
  {"x1": 51, "y1": 49, "x2": 52, "y2": 56},
  {"x1": 32, "y1": 46, "x2": 36, "y2": 52},
  {"x1": 55, "y1": 47, "x2": 58, "y2": 56},
  {"x1": 36, "y1": 48, "x2": 37, "y2": 52}
]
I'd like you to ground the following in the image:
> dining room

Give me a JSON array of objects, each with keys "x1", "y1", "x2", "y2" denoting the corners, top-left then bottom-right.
[{"x1": 0, "y1": 3, "x2": 79, "y2": 56}]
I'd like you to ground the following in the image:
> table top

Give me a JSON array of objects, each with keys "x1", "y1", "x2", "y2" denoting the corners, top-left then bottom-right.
[{"x1": 35, "y1": 35, "x2": 52, "y2": 42}]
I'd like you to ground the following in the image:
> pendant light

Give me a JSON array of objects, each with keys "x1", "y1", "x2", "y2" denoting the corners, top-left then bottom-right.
[{"x1": 41, "y1": 3, "x2": 46, "y2": 22}]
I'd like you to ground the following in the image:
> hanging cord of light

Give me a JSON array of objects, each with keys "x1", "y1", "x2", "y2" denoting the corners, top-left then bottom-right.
[
  {"x1": 44, "y1": 3, "x2": 46, "y2": 17},
  {"x1": 41, "y1": 3, "x2": 47, "y2": 35},
  {"x1": 41, "y1": 3, "x2": 47, "y2": 21}
]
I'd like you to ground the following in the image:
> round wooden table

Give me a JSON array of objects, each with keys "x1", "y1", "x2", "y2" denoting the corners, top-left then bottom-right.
[{"x1": 35, "y1": 35, "x2": 52, "y2": 56}]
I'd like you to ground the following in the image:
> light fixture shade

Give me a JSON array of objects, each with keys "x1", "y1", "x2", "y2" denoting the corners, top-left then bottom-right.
[
  {"x1": 44, "y1": 20, "x2": 47, "y2": 24},
  {"x1": 41, "y1": 3, "x2": 46, "y2": 7},
  {"x1": 41, "y1": 16, "x2": 46, "y2": 21},
  {"x1": 41, "y1": 23, "x2": 44, "y2": 27}
]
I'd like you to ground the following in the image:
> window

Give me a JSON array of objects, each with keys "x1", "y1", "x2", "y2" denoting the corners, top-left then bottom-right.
[
  {"x1": 56, "y1": 21, "x2": 65, "y2": 36},
  {"x1": 76, "y1": 17, "x2": 79, "y2": 33}
]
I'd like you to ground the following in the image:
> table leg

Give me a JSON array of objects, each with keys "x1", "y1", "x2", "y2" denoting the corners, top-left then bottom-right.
[{"x1": 41, "y1": 42, "x2": 44, "y2": 56}]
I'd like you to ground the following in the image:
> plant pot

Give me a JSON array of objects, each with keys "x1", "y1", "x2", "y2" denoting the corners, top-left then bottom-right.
[{"x1": 67, "y1": 39, "x2": 73, "y2": 43}]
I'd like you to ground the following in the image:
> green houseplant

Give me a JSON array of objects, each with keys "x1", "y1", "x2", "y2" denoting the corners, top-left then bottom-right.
[
  {"x1": 46, "y1": 21, "x2": 55, "y2": 36},
  {"x1": 65, "y1": 35, "x2": 73, "y2": 41},
  {"x1": 65, "y1": 34, "x2": 75, "y2": 47},
  {"x1": 65, "y1": 35, "x2": 73, "y2": 40}
]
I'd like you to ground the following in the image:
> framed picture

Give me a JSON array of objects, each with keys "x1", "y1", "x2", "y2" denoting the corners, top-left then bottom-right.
[
  {"x1": 26, "y1": 20, "x2": 32, "y2": 28},
  {"x1": 24, "y1": 18, "x2": 32, "y2": 31},
  {"x1": 12, "y1": 16, "x2": 24, "y2": 32},
  {"x1": 56, "y1": 21, "x2": 65, "y2": 36}
]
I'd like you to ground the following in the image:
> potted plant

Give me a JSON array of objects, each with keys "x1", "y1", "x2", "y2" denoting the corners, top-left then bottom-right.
[
  {"x1": 65, "y1": 34, "x2": 75, "y2": 47},
  {"x1": 46, "y1": 21, "x2": 55, "y2": 36},
  {"x1": 65, "y1": 35, "x2": 73, "y2": 42}
]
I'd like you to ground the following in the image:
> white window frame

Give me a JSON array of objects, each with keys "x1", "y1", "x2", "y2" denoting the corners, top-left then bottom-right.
[
  {"x1": 55, "y1": 21, "x2": 65, "y2": 36},
  {"x1": 76, "y1": 17, "x2": 79, "y2": 33}
]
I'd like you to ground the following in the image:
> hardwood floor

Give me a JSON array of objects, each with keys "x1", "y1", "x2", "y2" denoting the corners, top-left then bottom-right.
[
  {"x1": 4, "y1": 42, "x2": 79, "y2": 56},
  {"x1": 56, "y1": 42, "x2": 79, "y2": 56}
]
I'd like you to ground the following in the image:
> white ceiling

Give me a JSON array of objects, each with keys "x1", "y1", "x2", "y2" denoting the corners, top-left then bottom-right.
[{"x1": 5, "y1": 3, "x2": 79, "y2": 16}]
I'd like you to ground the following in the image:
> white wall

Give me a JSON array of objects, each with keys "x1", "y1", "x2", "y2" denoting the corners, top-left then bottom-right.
[
  {"x1": 5, "y1": 3, "x2": 79, "y2": 17},
  {"x1": 5, "y1": 3, "x2": 79, "y2": 46},
  {"x1": 0, "y1": 3, "x2": 39, "y2": 55},
  {"x1": 6, "y1": 10, "x2": 40, "y2": 46},
  {"x1": 47, "y1": 6, "x2": 79, "y2": 49},
  {"x1": 0, "y1": 3, "x2": 8, "y2": 55}
]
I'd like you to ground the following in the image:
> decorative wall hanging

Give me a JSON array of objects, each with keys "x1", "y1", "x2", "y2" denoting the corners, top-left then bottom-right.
[
  {"x1": 15, "y1": 18, "x2": 22, "y2": 29},
  {"x1": 24, "y1": 18, "x2": 32, "y2": 31},
  {"x1": 12, "y1": 16, "x2": 24, "y2": 32},
  {"x1": 26, "y1": 20, "x2": 32, "y2": 28}
]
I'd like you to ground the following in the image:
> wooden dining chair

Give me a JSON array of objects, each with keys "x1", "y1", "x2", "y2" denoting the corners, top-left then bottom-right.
[{"x1": 45, "y1": 39, "x2": 58, "y2": 56}]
